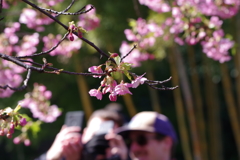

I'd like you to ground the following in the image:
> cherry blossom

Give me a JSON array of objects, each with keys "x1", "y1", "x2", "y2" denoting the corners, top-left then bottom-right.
[
  {"x1": 114, "y1": 81, "x2": 132, "y2": 96},
  {"x1": 88, "y1": 66, "x2": 104, "y2": 78},
  {"x1": 131, "y1": 74, "x2": 147, "y2": 88},
  {"x1": 19, "y1": 83, "x2": 61, "y2": 123},
  {"x1": 89, "y1": 89, "x2": 103, "y2": 100}
]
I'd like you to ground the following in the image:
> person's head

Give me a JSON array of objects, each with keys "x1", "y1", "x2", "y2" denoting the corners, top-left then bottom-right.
[
  {"x1": 82, "y1": 108, "x2": 125, "y2": 160},
  {"x1": 117, "y1": 111, "x2": 177, "y2": 160}
]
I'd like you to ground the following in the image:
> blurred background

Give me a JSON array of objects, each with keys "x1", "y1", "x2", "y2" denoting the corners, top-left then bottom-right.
[{"x1": 0, "y1": 0, "x2": 240, "y2": 160}]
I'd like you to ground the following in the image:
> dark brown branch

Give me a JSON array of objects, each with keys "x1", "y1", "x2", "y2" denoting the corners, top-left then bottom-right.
[{"x1": 19, "y1": 59, "x2": 106, "y2": 76}]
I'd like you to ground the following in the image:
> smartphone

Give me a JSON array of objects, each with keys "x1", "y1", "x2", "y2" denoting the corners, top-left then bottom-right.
[
  {"x1": 64, "y1": 111, "x2": 85, "y2": 129},
  {"x1": 95, "y1": 120, "x2": 114, "y2": 135}
]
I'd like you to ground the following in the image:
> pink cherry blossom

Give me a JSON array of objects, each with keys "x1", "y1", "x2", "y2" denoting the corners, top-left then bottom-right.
[
  {"x1": 19, "y1": 118, "x2": 27, "y2": 126},
  {"x1": 19, "y1": 8, "x2": 53, "y2": 32},
  {"x1": 89, "y1": 89, "x2": 103, "y2": 100},
  {"x1": 114, "y1": 81, "x2": 132, "y2": 96},
  {"x1": 102, "y1": 80, "x2": 117, "y2": 94},
  {"x1": 77, "y1": 5, "x2": 100, "y2": 31},
  {"x1": 208, "y1": 16, "x2": 223, "y2": 28},
  {"x1": 131, "y1": 74, "x2": 148, "y2": 88},
  {"x1": 109, "y1": 93, "x2": 117, "y2": 101},
  {"x1": 88, "y1": 66, "x2": 103, "y2": 78},
  {"x1": 43, "y1": 34, "x2": 82, "y2": 57},
  {"x1": 19, "y1": 84, "x2": 61, "y2": 123}
]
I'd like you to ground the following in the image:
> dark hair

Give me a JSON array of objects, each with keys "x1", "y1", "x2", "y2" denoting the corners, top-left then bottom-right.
[{"x1": 88, "y1": 109, "x2": 124, "y2": 127}]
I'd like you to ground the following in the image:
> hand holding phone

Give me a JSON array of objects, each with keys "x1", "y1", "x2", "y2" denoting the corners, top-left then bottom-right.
[{"x1": 64, "y1": 111, "x2": 85, "y2": 129}]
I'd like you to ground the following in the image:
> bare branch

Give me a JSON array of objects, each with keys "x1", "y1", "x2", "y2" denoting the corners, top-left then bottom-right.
[
  {"x1": 39, "y1": 4, "x2": 94, "y2": 16},
  {"x1": 145, "y1": 76, "x2": 173, "y2": 85},
  {"x1": 147, "y1": 84, "x2": 178, "y2": 91},
  {"x1": 0, "y1": 69, "x2": 31, "y2": 91},
  {"x1": 120, "y1": 44, "x2": 137, "y2": 63},
  {"x1": 17, "y1": 32, "x2": 69, "y2": 59},
  {"x1": 55, "y1": 0, "x2": 76, "y2": 17},
  {"x1": 20, "y1": 59, "x2": 106, "y2": 76}
]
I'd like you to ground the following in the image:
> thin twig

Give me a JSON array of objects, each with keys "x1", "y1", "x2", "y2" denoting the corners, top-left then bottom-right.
[
  {"x1": 147, "y1": 83, "x2": 178, "y2": 90},
  {"x1": 39, "y1": 4, "x2": 94, "y2": 16},
  {"x1": 120, "y1": 44, "x2": 137, "y2": 63},
  {"x1": 0, "y1": 69, "x2": 31, "y2": 91},
  {"x1": 55, "y1": 0, "x2": 76, "y2": 17},
  {"x1": 146, "y1": 76, "x2": 173, "y2": 84},
  {"x1": 17, "y1": 32, "x2": 69, "y2": 58},
  {"x1": 19, "y1": 59, "x2": 106, "y2": 76}
]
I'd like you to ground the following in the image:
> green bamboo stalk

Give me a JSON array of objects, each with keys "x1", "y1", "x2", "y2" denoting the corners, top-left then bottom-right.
[
  {"x1": 234, "y1": 12, "x2": 240, "y2": 125},
  {"x1": 220, "y1": 63, "x2": 240, "y2": 159},
  {"x1": 173, "y1": 45, "x2": 202, "y2": 160},
  {"x1": 187, "y1": 46, "x2": 208, "y2": 160},
  {"x1": 123, "y1": 94, "x2": 137, "y2": 117},
  {"x1": 73, "y1": 54, "x2": 93, "y2": 119},
  {"x1": 203, "y1": 56, "x2": 223, "y2": 160},
  {"x1": 168, "y1": 47, "x2": 192, "y2": 160}
]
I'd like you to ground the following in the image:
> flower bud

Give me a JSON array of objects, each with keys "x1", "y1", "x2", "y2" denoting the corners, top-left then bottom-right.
[
  {"x1": 20, "y1": 118, "x2": 27, "y2": 126},
  {"x1": 7, "y1": 133, "x2": 12, "y2": 139},
  {"x1": 9, "y1": 123, "x2": 15, "y2": 134},
  {"x1": 110, "y1": 53, "x2": 119, "y2": 58}
]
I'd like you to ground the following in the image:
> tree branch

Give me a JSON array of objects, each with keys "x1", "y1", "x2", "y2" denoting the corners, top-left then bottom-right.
[{"x1": 21, "y1": 0, "x2": 111, "y2": 60}]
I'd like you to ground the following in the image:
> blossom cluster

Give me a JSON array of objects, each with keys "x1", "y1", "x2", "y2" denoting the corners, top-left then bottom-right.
[
  {"x1": 0, "y1": 22, "x2": 39, "y2": 98},
  {"x1": 121, "y1": 0, "x2": 239, "y2": 65},
  {"x1": 19, "y1": 83, "x2": 61, "y2": 123},
  {"x1": 0, "y1": 105, "x2": 27, "y2": 139},
  {"x1": 88, "y1": 54, "x2": 147, "y2": 101},
  {"x1": 19, "y1": 8, "x2": 54, "y2": 32},
  {"x1": 119, "y1": 18, "x2": 162, "y2": 67}
]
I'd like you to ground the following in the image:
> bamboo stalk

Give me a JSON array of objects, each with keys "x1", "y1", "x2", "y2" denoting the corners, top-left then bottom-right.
[
  {"x1": 234, "y1": 11, "x2": 240, "y2": 125},
  {"x1": 173, "y1": 45, "x2": 202, "y2": 160},
  {"x1": 73, "y1": 54, "x2": 93, "y2": 120},
  {"x1": 168, "y1": 48, "x2": 192, "y2": 160},
  {"x1": 220, "y1": 63, "x2": 240, "y2": 159},
  {"x1": 187, "y1": 46, "x2": 208, "y2": 160},
  {"x1": 203, "y1": 56, "x2": 223, "y2": 160},
  {"x1": 146, "y1": 70, "x2": 161, "y2": 113},
  {"x1": 122, "y1": 94, "x2": 137, "y2": 117}
]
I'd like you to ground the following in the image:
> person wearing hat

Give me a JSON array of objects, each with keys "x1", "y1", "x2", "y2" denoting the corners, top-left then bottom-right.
[{"x1": 106, "y1": 111, "x2": 178, "y2": 160}]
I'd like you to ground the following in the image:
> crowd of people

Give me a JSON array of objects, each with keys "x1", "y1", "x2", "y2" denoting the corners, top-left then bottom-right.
[{"x1": 35, "y1": 103, "x2": 177, "y2": 160}]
